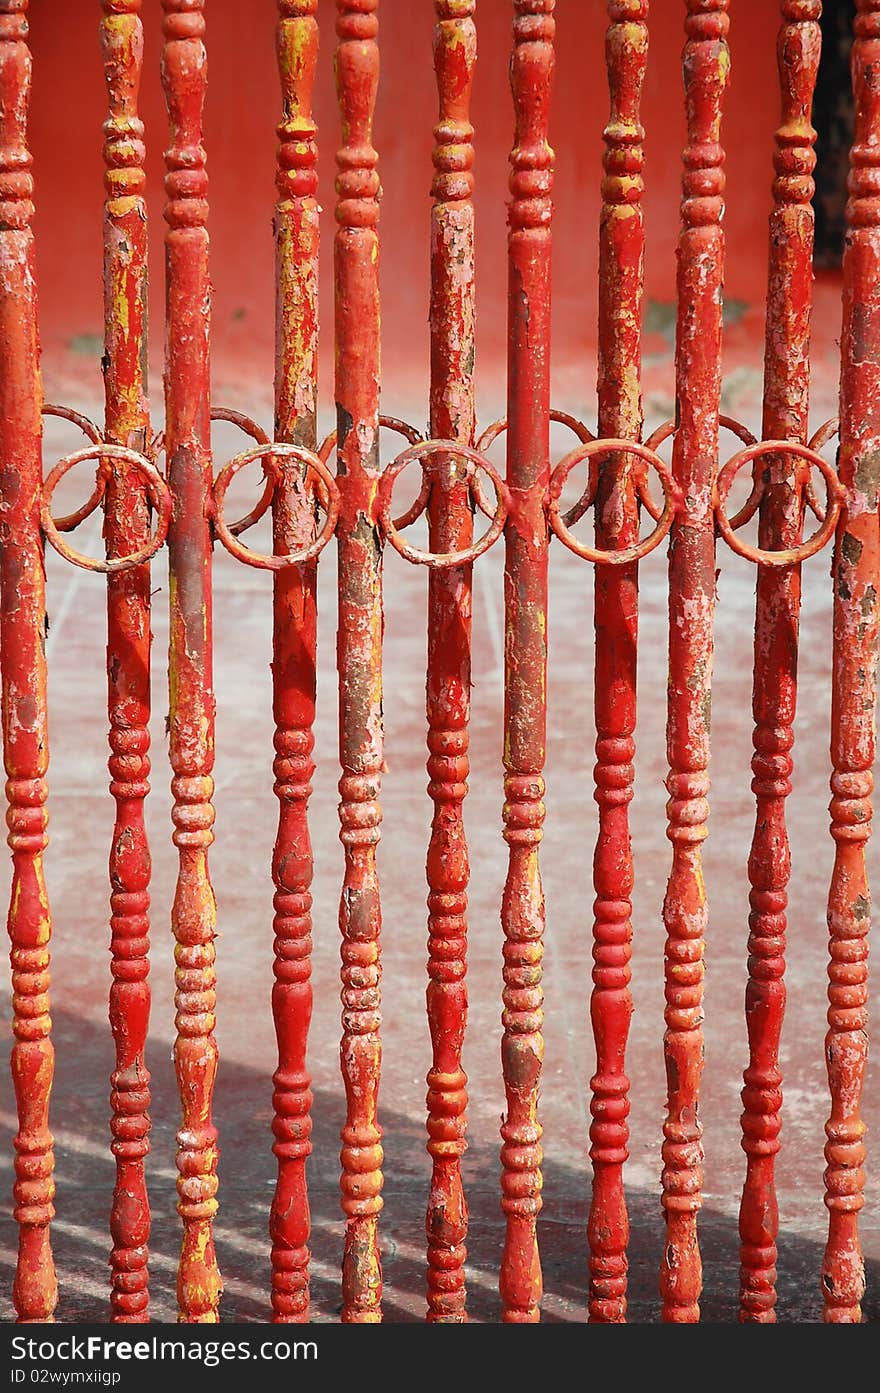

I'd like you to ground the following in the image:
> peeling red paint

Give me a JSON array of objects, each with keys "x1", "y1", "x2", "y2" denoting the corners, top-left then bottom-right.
[
  {"x1": 584, "y1": 0, "x2": 647, "y2": 1327},
  {"x1": 161, "y1": 0, "x2": 221, "y2": 1325},
  {"x1": 423, "y1": 0, "x2": 476, "y2": 1325},
  {"x1": 269, "y1": 0, "x2": 320, "y2": 1326},
  {"x1": 821, "y1": 0, "x2": 880, "y2": 1326},
  {"x1": 499, "y1": 0, "x2": 555, "y2": 1326},
  {"x1": 100, "y1": 0, "x2": 154, "y2": 1323},
  {"x1": 659, "y1": 0, "x2": 729, "y2": 1324},
  {"x1": 334, "y1": 0, "x2": 384, "y2": 1325},
  {"x1": 0, "y1": 0, "x2": 57, "y2": 1326},
  {"x1": 4, "y1": 0, "x2": 880, "y2": 1332},
  {"x1": 734, "y1": 0, "x2": 822, "y2": 1325}
]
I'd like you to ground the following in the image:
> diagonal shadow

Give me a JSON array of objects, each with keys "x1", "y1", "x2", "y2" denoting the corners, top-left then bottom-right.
[{"x1": 1, "y1": 1005, "x2": 877, "y2": 1324}]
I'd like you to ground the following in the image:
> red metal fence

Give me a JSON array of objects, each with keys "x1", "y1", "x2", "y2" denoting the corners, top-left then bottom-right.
[{"x1": 0, "y1": 0, "x2": 876, "y2": 1324}]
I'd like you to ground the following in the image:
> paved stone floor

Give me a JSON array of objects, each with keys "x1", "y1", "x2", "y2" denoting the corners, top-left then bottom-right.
[{"x1": 1, "y1": 347, "x2": 879, "y2": 1323}]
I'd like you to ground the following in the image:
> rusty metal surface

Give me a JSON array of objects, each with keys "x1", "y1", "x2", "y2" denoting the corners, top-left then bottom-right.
[
  {"x1": 334, "y1": 0, "x2": 385, "y2": 1325},
  {"x1": 0, "y1": 0, "x2": 57, "y2": 1325},
  {"x1": 160, "y1": 0, "x2": 221, "y2": 1324},
  {"x1": 267, "y1": 0, "x2": 321, "y2": 1323},
  {"x1": 734, "y1": 11, "x2": 825, "y2": 1317},
  {"x1": 422, "y1": 0, "x2": 476, "y2": 1322},
  {"x1": 584, "y1": 0, "x2": 648, "y2": 1325},
  {"x1": 659, "y1": 0, "x2": 729, "y2": 1323},
  {"x1": 498, "y1": 0, "x2": 555, "y2": 1325},
  {"x1": 821, "y1": 0, "x2": 880, "y2": 1325},
  {"x1": 100, "y1": 0, "x2": 155, "y2": 1323},
  {"x1": 4, "y1": 0, "x2": 880, "y2": 1329}
]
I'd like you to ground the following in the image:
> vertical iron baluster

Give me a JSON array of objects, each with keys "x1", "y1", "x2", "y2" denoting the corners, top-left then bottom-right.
[
  {"x1": 659, "y1": 0, "x2": 729, "y2": 1323},
  {"x1": 587, "y1": 0, "x2": 648, "y2": 1325},
  {"x1": 822, "y1": 0, "x2": 880, "y2": 1324},
  {"x1": 424, "y1": 0, "x2": 476, "y2": 1325},
  {"x1": 738, "y1": 0, "x2": 821, "y2": 1325},
  {"x1": 161, "y1": 0, "x2": 221, "y2": 1324},
  {"x1": 269, "y1": 0, "x2": 319, "y2": 1324},
  {"x1": 100, "y1": 0, "x2": 154, "y2": 1323},
  {"x1": 499, "y1": 0, "x2": 555, "y2": 1325},
  {"x1": 334, "y1": 0, "x2": 384, "y2": 1325},
  {"x1": 0, "y1": 0, "x2": 56, "y2": 1325}
]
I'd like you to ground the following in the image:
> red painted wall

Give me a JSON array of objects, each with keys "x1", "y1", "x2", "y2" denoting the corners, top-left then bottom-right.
[{"x1": 29, "y1": 1, "x2": 779, "y2": 406}]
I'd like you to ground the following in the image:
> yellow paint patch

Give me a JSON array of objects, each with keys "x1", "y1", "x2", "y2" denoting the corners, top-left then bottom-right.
[{"x1": 695, "y1": 863, "x2": 706, "y2": 907}]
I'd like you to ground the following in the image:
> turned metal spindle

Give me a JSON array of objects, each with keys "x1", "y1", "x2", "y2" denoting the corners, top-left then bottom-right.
[
  {"x1": 100, "y1": 0, "x2": 154, "y2": 1323},
  {"x1": 269, "y1": 0, "x2": 319, "y2": 1324},
  {"x1": 161, "y1": 0, "x2": 221, "y2": 1323},
  {"x1": 424, "y1": 0, "x2": 476, "y2": 1325},
  {"x1": 660, "y1": 0, "x2": 729, "y2": 1323},
  {"x1": 335, "y1": 0, "x2": 385, "y2": 1324},
  {"x1": 499, "y1": 0, "x2": 555, "y2": 1325},
  {"x1": 738, "y1": 0, "x2": 821, "y2": 1325},
  {"x1": 821, "y1": 0, "x2": 880, "y2": 1324},
  {"x1": 0, "y1": 0, "x2": 57, "y2": 1324},
  {"x1": 586, "y1": 0, "x2": 648, "y2": 1325}
]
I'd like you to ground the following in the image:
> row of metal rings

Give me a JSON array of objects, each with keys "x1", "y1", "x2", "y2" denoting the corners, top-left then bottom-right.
[
  {"x1": 39, "y1": 404, "x2": 845, "y2": 575},
  {"x1": 645, "y1": 414, "x2": 844, "y2": 567}
]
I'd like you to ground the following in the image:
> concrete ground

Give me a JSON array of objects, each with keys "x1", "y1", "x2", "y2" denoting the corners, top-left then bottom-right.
[{"x1": 2, "y1": 304, "x2": 879, "y2": 1323}]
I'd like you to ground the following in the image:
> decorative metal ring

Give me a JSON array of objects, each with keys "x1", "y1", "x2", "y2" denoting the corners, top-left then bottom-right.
[
  {"x1": 714, "y1": 439, "x2": 844, "y2": 567},
  {"x1": 42, "y1": 404, "x2": 106, "y2": 533},
  {"x1": 644, "y1": 415, "x2": 760, "y2": 527},
  {"x1": 210, "y1": 407, "x2": 273, "y2": 535},
  {"x1": 319, "y1": 415, "x2": 425, "y2": 527},
  {"x1": 42, "y1": 402, "x2": 103, "y2": 445},
  {"x1": 475, "y1": 409, "x2": 595, "y2": 522},
  {"x1": 378, "y1": 440, "x2": 510, "y2": 569},
  {"x1": 804, "y1": 418, "x2": 839, "y2": 523},
  {"x1": 41, "y1": 445, "x2": 171, "y2": 574},
  {"x1": 548, "y1": 438, "x2": 681, "y2": 566},
  {"x1": 212, "y1": 444, "x2": 340, "y2": 570}
]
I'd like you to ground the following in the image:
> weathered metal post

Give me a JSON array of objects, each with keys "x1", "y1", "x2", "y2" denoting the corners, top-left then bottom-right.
[
  {"x1": 161, "y1": 0, "x2": 221, "y2": 1323},
  {"x1": 822, "y1": 0, "x2": 880, "y2": 1324},
  {"x1": 660, "y1": 0, "x2": 729, "y2": 1323},
  {"x1": 100, "y1": 0, "x2": 154, "y2": 1324},
  {"x1": 269, "y1": 0, "x2": 320, "y2": 1326},
  {"x1": 586, "y1": 0, "x2": 648, "y2": 1325},
  {"x1": 424, "y1": 0, "x2": 476, "y2": 1325},
  {"x1": 0, "y1": 0, "x2": 57, "y2": 1325},
  {"x1": 499, "y1": 0, "x2": 555, "y2": 1325},
  {"x1": 334, "y1": 0, "x2": 385, "y2": 1324},
  {"x1": 737, "y1": 0, "x2": 821, "y2": 1325}
]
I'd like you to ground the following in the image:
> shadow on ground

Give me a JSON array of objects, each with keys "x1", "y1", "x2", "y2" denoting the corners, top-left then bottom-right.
[{"x1": 2, "y1": 1006, "x2": 877, "y2": 1325}]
